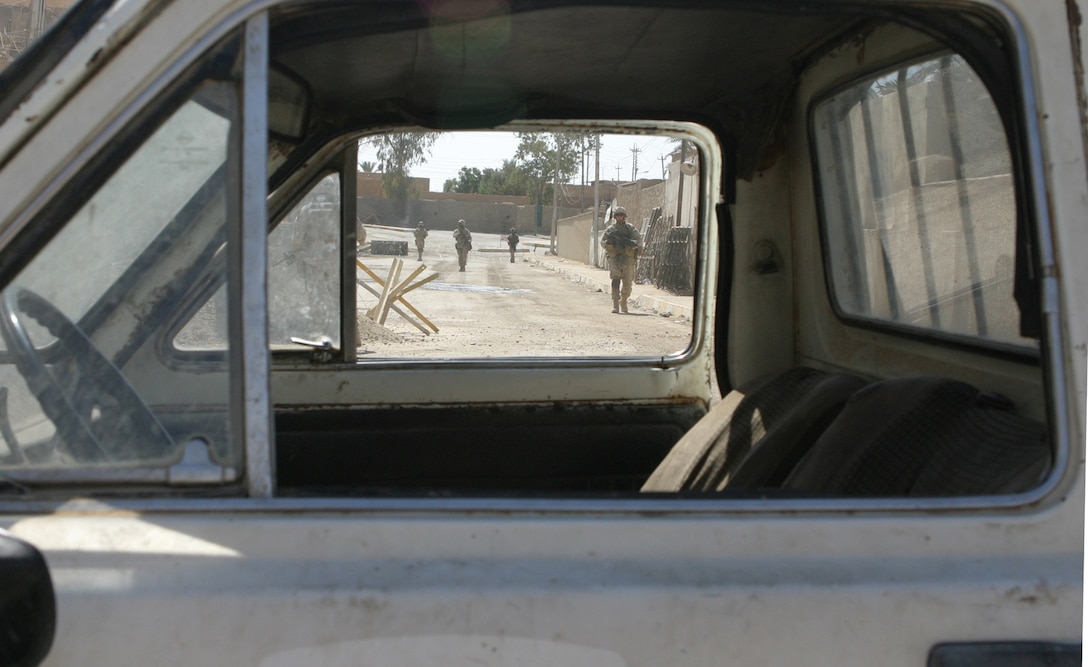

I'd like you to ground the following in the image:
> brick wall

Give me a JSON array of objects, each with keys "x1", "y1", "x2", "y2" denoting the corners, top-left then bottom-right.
[
  {"x1": 356, "y1": 197, "x2": 580, "y2": 235},
  {"x1": 356, "y1": 173, "x2": 431, "y2": 199},
  {"x1": 423, "y1": 191, "x2": 531, "y2": 206}
]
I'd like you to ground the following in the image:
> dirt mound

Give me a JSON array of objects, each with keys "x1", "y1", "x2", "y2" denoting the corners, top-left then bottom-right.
[{"x1": 357, "y1": 313, "x2": 405, "y2": 343}]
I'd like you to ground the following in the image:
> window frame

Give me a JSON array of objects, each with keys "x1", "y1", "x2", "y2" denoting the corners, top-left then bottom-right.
[{"x1": 290, "y1": 123, "x2": 713, "y2": 369}]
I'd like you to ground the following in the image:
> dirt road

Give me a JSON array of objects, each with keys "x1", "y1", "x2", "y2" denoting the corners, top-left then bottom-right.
[{"x1": 356, "y1": 225, "x2": 693, "y2": 358}]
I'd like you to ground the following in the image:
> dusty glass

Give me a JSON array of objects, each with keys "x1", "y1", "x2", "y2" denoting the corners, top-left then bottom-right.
[
  {"x1": 269, "y1": 175, "x2": 342, "y2": 349},
  {"x1": 812, "y1": 55, "x2": 1034, "y2": 348},
  {"x1": 0, "y1": 85, "x2": 236, "y2": 470}
]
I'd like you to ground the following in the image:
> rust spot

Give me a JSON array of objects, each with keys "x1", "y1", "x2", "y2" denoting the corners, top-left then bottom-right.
[
  {"x1": 1067, "y1": 0, "x2": 1088, "y2": 162},
  {"x1": 1004, "y1": 580, "x2": 1060, "y2": 606}
]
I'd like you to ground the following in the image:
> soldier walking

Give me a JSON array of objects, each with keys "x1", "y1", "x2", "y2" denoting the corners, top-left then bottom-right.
[
  {"x1": 601, "y1": 206, "x2": 641, "y2": 313},
  {"x1": 453, "y1": 219, "x2": 472, "y2": 271},
  {"x1": 413, "y1": 221, "x2": 428, "y2": 261},
  {"x1": 506, "y1": 227, "x2": 520, "y2": 263}
]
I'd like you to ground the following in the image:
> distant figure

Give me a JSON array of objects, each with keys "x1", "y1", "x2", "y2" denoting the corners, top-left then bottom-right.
[
  {"x1": 601, "y1": 206, "x2": 641, "y2": 313},
  {"x1": 506, "y1": 227, "x2": 520, "y2": 263},
  {"x1": 357, "y1": 219, "x2": 368, "y2": 248},
  {"x1": 453, "y1": 219, "x2": 472, "y2": 271},
  {"x1": 413, "y1": 221, "x2": 428, "y2": 261}
]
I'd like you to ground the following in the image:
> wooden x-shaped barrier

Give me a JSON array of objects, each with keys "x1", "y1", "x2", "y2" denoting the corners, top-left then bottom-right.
[{"x1": 356, "y1": 258, "x2": 439, "y2": 334}]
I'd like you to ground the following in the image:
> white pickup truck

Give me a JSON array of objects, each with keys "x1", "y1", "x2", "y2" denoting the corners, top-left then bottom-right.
[{"x1": 0, "y1": 0, "x2": 1081, "y2": 665}]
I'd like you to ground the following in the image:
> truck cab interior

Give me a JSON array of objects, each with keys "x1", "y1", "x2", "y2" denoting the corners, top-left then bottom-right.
[
  {"x1": 0, "y1": 2, "x2": 1080, "y2": 665},
  {"x1": 0, "y1": 1, "x2": 1059, "y2": 502}
]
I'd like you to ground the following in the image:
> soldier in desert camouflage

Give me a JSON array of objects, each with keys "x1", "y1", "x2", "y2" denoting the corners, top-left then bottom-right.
[
  {"x1": 506, "y1": 227, "x2": 520, "y2": 263},
  {"x1": 413, "y1": 221, "x2": 427, "y2": 261},
  {"x1": 601, "y1": 207, "x2": 641, "y2": 313},
  {"x1": 453, "y1": 219, "x2": 472, "y2": 272}
]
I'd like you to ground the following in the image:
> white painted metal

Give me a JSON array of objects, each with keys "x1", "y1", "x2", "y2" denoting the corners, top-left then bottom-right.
[
  {"x1": 3, "y1": 503, "x2": 1080, "y2": 666},
  {"x1": 0, "y1": 0, "x2": 1079, "y2": 665},
  {"x1": 237, "y1": 12, "x2": 274, "y2": 498}
]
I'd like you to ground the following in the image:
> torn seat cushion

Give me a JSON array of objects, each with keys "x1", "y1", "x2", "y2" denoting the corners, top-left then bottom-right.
[
  {"x1": 641, "y1": 367, "x2": 866, "y2": 492},
  {"x1": 782, "y1": 376, "x2": 1050, "y2": 496}
]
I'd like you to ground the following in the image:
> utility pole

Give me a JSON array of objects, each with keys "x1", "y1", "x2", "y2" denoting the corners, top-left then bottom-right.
[
  {"x1": 28, "y1": 0, "x2": 46, "y2": 40},
  {"x1": 592, "y1": 135, "x2": 601, "y2": 267},
  {"x1": 659, "y1": 154, "x2": 667, "y2": 179},
  {"x1": 549, "y1": 134, "x2": 563, "y2": 254},
  {"x1": 630, "y1": 143, "x2": 640, "y2": 181},
  {"x1": 615, "y1": 164, "x2": 621, "y2": 181},
  {"x1": 579, "y1": 134, "x2": 586, "y2": 211},
  {"x1": 674, "y1": 140, "x2": 688, "y2": 227}
]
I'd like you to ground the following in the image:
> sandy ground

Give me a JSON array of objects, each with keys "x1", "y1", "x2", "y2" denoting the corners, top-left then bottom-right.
[{"x1": 355, "y1": 226, "x2": 692, "y2": 358}]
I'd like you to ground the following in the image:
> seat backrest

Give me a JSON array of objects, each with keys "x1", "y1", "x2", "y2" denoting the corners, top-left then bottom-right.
[
  {"x1": 782, "y1": 376, "x2": 1050, "y2": 496},
  {"x1": 641, "y1": 367, "x2": 866, "y2": 492}
]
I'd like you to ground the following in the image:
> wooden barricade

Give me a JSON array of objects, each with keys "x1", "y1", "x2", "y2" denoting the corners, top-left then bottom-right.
[{"x1": 356, "y1": 259, "x2": 439, "y2": 334}]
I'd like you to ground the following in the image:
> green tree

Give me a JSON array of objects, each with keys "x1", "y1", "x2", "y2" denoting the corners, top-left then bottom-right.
[
  {"x1": 514, "y1": 132, "x2": 580, "y2": 204},
  {"x1": 365, "y1": 132, "x2": 440, "y2": 212},
  {"x1": 479, "y1": 160, "x2": 532, "y2": 197},
  {"x1": 444, "y1": 166, "x2": 484, "y2": 193},
  {"x1": 443, "y1": 160, "x2": 534, "y2": 198}
]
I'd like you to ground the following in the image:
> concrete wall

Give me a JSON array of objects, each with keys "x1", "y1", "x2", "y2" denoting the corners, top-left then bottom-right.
[{"x1": 556, "y1": 211, "x2": 594, "y2": 265}]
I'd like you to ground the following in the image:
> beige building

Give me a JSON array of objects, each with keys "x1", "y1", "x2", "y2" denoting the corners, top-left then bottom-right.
[{"x1": 556, "y1": 151, "x2": 699, "y2": 293}]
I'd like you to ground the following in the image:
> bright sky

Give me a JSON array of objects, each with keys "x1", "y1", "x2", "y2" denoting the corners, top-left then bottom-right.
[{"x1": 357, "y1": 131, "x2": 679, "y2": 192}]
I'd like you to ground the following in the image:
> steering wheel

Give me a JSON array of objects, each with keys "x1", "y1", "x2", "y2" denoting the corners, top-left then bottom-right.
[{"x1": 0, "y1": 288, "x2": 174, "y2": 463}]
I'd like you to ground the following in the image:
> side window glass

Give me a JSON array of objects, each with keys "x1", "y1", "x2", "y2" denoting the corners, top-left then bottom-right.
[
  {"x1": 269, "y1": 175, "x2": 341, "y2": 349},
  {"x1": 812, "y1": 55, "x2": 1035, "y2": 349},
  {"x1": 0, "y1": 82, "x2": 237, "y2": 471}
]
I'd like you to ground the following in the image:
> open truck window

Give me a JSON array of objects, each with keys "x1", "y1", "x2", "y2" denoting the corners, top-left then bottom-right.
[{"x1": 347, "y1": 130, "x2": 698, "y2": 360}]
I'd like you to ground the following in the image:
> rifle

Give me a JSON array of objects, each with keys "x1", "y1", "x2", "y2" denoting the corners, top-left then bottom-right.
[{"x1": 605, "y1": 231, "x2": 639, "y2": 249}]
